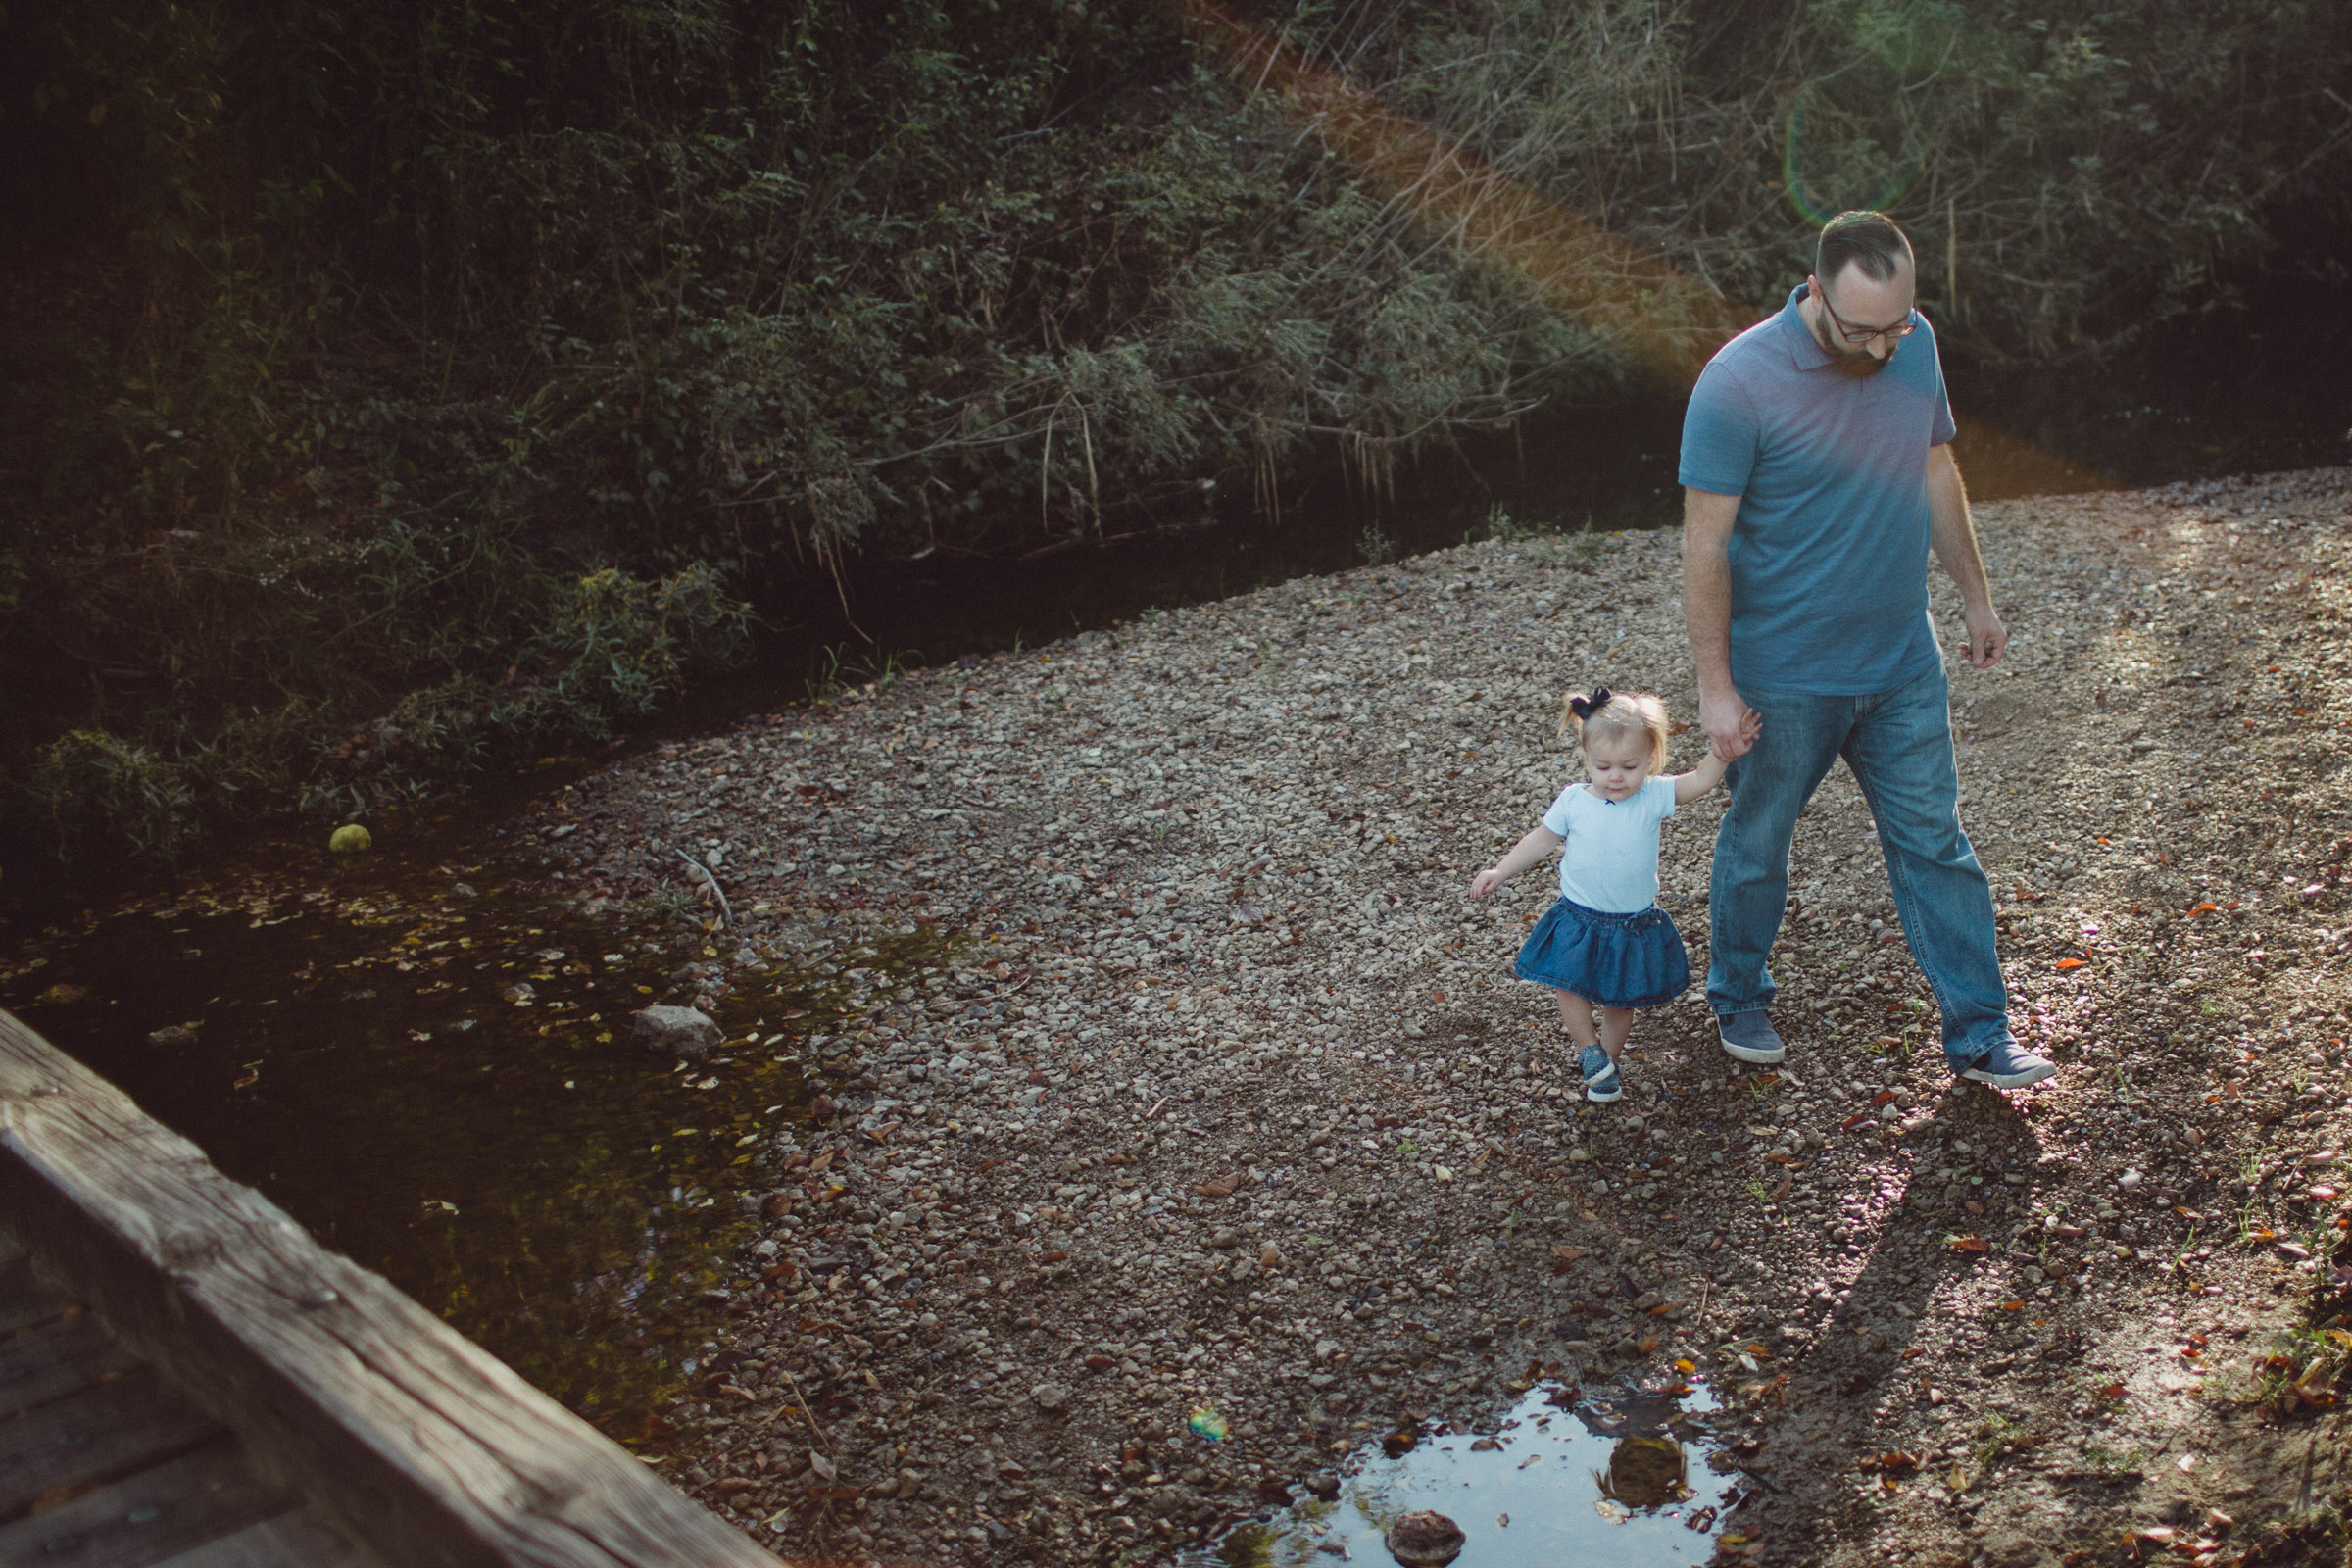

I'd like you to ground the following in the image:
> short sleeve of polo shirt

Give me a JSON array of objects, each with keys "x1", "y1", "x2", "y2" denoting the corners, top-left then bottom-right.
[{"x1": 1678, "y1": 356, "x2": 1761, "y2": 498}]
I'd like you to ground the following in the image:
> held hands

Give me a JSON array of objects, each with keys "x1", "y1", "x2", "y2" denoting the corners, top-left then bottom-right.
[
  {"x1": 1711, "y1": 707, "x2": 1762, "y2": 761},
  {"x1": 1700, "y1": 689, "x2": 1761, "y2": 761}
]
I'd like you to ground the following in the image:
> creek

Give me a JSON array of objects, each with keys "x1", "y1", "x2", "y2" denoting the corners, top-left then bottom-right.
[{"x1": 0, "y1": 329, "x2": 2340, "y2": 1459}]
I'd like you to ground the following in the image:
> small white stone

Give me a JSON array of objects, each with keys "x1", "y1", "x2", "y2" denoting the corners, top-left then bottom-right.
[{"x1": 2118, "y1": 1169, "x2": 2143, "y2": 1191}]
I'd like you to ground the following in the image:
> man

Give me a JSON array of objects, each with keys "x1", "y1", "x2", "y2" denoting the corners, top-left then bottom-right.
[{"x1": 1678, "y1": 209, "x2": 2052, "y2": 1089}]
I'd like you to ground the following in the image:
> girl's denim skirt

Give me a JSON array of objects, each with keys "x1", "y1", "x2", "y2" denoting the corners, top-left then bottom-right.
[{"x1": 1513, "y1": 897, "x2": 1690, "y2": 1008}]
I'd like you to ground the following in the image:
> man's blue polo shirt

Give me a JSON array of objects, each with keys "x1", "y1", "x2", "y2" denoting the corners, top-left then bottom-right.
[{"x1": 1678, "y1": 284, "x2": 1956, "y2": 696}]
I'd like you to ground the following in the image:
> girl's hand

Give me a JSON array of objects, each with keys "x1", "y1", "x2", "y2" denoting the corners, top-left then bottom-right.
[
  {"x1": 1712, "y1": 710, "x2": 1761, "y2": 761},
  {"x1": 1467, "y1": 867, "x2": 1506, "y2": 901}
]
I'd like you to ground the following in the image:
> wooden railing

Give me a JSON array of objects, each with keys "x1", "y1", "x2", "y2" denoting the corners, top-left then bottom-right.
[{"x1": 0, "y1": 1009, "x2": 782, "y2": 1568}]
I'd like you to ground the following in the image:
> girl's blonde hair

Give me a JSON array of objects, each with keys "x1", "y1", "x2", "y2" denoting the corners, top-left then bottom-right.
[{"x1": 1561, "y1": 687, "x2": 1671, "y2": 772}]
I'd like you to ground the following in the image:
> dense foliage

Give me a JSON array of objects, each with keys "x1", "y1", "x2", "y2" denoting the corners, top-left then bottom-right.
[{"x1": 3, "y1": 0, "x2": 2346, "y2": 859}]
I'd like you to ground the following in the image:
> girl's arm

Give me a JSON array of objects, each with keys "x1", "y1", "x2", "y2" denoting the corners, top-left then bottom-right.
[
  {"x1": 1673, "y1": 712, "x2": 1762, "y2": 803},
  {"x1": 1468, "y1": 824, "x2": 1563, "y2": 900}
]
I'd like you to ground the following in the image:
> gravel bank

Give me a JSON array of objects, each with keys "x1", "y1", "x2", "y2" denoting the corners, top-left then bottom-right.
[{"x1": 533, "y1": 466, "x2": 2352, "y2": 1567}]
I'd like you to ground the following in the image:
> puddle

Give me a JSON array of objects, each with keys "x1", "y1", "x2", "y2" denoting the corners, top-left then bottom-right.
[
  {"x1": 1202, "y1": 1373, "x2": 1754, "y2": 1567},
  {"x1": 0, "y1": 848, "x2": 961, "y2": 1446}
]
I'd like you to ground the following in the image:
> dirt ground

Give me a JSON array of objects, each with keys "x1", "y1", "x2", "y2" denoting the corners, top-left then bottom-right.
[{"x1": 533, "y1": 466, "x2": 2352, "y2": 1568}]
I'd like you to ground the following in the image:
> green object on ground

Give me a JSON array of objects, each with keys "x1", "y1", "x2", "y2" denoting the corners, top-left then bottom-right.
[
  {"x1": 329, "y1": 823, "x2": 372, "y2": 854},
  {"x1": 1189, "y1": 1405, "x2": 1227, "y2": 1443}
]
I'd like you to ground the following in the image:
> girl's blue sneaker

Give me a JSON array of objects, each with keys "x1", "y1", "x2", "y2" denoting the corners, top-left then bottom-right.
[{"x1": 1580, "y1": 1045, "x2": 1622, "y2": 1102}]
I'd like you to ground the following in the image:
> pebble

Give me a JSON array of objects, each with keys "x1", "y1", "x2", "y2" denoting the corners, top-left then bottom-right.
[{"x1": 631, "y1": 1004, "x2": 720, "y2": 1056}]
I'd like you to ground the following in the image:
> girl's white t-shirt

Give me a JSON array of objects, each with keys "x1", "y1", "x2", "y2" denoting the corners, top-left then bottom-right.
[{"x1": 1540, "y1": 776, "x2": 1677, "y2": 912}]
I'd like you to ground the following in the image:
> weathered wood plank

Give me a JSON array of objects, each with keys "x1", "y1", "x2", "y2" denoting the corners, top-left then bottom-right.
[
  {"x1": 0, "y1": 1439, "x2": 297, "y2": 1568},
  {"x1": 151, "y1": 1505, "x2": 383, "y2": 1568},
  {"x1": 0, "y1": 1251, "x2": 74, "y2": 1335},
  {"x1": 0, "y1": 1313, "x2": 134, "y2": 1421},
  {"x1": 0, "y1": 1009, "x2": 779, "y2": 1568},
  {"x1": 0, "y1": 1366, "x2": 223, "y2": 1519}
]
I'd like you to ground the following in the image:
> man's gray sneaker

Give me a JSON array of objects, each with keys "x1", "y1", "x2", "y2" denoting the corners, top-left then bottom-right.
[
  {"x1": 1715, "y1": 1010, "x2": 1785, "y2": 1065},
  {"x1": 1958, "y1": 1041, "x2": 2056, "y2": 1089}
]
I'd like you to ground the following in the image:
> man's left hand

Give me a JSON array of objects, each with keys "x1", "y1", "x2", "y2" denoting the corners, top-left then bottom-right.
[{"x1": 1960, "y1": 603, "x2": 2007, "y2": 667}]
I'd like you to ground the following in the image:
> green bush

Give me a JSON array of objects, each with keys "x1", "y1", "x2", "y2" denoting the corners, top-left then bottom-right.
[{"x1": 27, "y1": 731, "x2": 197, "y2": 864}]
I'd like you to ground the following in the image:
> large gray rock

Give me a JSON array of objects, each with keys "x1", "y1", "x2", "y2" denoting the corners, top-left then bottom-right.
[{"x1": 632, "y1": 1004, "x2": 721, "y2": 1056}]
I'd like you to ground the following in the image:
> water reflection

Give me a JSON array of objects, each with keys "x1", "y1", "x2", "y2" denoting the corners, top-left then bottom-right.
[{"x1": 1204, "y1": 1372, "x2": 1751, "y2": 1567}]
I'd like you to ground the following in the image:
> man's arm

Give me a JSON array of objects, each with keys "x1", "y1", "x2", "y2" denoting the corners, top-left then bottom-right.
[
  {"x1": 1682, "y1": 485, "x2": 1758, "y2": 760},
  {"x1": 1926, "y1": 443, "x2": 2006, "y2": 668}
]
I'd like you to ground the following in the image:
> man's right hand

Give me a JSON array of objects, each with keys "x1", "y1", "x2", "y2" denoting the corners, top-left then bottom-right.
[{"x1": 1700, "y1": 688, "x2": 1760, "y2": 762}]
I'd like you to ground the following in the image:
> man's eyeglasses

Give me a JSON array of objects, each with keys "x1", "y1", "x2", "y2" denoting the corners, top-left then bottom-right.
[{"x1": 1819, "y1": 292, "x2": 1918, "y2": 346}]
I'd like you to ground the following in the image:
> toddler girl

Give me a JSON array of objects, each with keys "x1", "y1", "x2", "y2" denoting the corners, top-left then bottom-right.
[{"x1": 1467, "y1": 686, "x2": 1752, "y2": 1102}]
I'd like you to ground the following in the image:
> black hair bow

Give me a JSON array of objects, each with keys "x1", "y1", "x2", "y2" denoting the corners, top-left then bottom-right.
[{"x1": 1568, "y1": 686, "x2": 1614, "y2": 720}]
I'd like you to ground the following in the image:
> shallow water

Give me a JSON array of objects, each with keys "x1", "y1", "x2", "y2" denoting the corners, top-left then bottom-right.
[
  {"x1": 0, "y1": 835, "x2": 956, "y2": 1443},
  {"x1": 1200, "y1": 1372, "x2": 1753, "y2": 1568}
]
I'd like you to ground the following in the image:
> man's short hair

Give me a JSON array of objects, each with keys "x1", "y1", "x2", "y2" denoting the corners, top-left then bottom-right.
[{"x1": 1816, "y1": 211, "x2": 1914, "y2": 285}]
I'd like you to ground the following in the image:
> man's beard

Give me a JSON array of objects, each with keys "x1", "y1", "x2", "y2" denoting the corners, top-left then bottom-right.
[
  {"x1": 1829, "y1": 346, "x2": 1893, "y2": 378},
  {"x1": 1815, "y1": 320, "x2": 1895, "y2": 377}
]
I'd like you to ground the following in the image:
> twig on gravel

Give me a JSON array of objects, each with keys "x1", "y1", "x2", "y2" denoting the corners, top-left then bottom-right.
[
  {"x1": 775, "y1": 1367, "x2": 832, "y2": 1457},
  {"x1": 674, "y1": 848, "x2": 733, "y2": 927}
]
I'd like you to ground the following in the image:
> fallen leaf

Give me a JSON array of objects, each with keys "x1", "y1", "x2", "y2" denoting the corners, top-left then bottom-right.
[
  {"x1": 1840, "y1": 1113, "x2": 1873, "y2": 1132},
  {"x1": 1637, "y1": 1334, "x2": 1659, "y2": 1353},
  {"x1": 1770, "y1": 1177, "x2": 1792, "y2": 1201},
  {"x1": 1192, "y1": 1171, "x2": 1243, "y2": 1199},
  {"x1": 2054, "y1": 957, "x2": 2086, "y2": 970},
  {"x1": 1550, "y1": 1243, "x2": 1592, "y2": 1264},
  {"x1": 1952, "y1": 1235, "x2": 1990, "y2": 1252}
]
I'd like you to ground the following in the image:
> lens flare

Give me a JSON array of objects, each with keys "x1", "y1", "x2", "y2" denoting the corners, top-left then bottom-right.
[
  {"x1": 1176, "y1": 0, "x2": 1748, "y2": 384},
  {"x1": 1781, "y1": 82, "x2": 1930, "y2": 227}
]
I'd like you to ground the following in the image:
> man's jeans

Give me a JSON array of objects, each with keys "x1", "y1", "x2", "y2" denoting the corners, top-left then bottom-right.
[{"x1": 1707, "y1": 663, "x2": 2010, "y2": 1069}]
